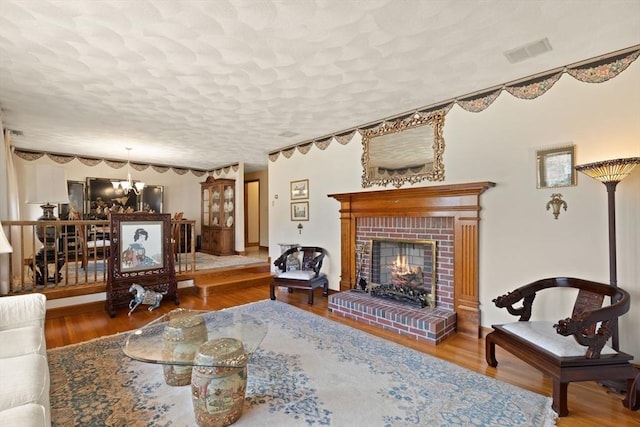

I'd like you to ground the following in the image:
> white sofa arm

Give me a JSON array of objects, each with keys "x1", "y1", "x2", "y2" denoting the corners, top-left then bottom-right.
[{"x1": 0, "y1": 294, "x2": 46, "y2": 331}]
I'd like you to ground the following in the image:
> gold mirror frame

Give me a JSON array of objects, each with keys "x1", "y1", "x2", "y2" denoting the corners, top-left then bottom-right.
[{"x1": 361, "y1": 110, "x2": 445, "y2": 188}]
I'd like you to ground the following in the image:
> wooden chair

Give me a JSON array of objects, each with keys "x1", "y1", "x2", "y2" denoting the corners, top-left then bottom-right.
[
  {"x1": 170, "y1": 212, "x2": 184, "y2": 261},
  {"x1": 270, "y1": 246, "x2": 328, "y2": 305},
  {"x1": 485, "y1": 277, "x2": 638, "y2": 417},
  {"x1": 69, "y1": 209, "x2": 110, "y2": 270}
]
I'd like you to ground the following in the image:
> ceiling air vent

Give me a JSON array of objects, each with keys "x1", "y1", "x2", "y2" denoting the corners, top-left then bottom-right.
[
  {"x1": 278, "y1": 131, "x2": 299, "y2": 138},
  {"x1": 504, "y1": 38, "x2": 553, "y2": 64}
]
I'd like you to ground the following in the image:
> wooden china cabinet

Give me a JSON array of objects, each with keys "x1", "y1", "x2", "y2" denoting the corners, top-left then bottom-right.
[{"x1": 200, "y1": 177, "x2": 235, "y2": 255}]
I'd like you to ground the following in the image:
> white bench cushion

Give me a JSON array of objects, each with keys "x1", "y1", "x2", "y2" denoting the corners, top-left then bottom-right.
[
  {"x1": 501, "y1": 321, "x2": 617, "y2": 357},
  {"x1": 277, "y1": 270, "x2": 316, "y2": 280}
]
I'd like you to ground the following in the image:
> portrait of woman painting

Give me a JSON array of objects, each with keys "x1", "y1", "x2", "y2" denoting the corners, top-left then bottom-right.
[{"x1": 120, "y1": 221, "x2": 164, "y2": 273}]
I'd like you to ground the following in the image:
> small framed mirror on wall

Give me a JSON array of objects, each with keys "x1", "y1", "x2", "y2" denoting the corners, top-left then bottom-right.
[
  {"x1": 361, "y1": 110, "x2": 445, "y2": 188},
  {"x1": 536, "y1": 145, "x2": 577, "y2": 189}
]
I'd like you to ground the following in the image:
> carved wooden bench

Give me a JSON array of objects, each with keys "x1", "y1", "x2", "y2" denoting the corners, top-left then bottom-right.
[
  {"x1": 485, "y1": 277, "x2": 638, "y2": 417},
  {"x1": 270, "y1": 246, "x2": 328, "y2": 305}
]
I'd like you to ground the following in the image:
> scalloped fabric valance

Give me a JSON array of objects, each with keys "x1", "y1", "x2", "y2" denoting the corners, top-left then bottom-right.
[
  {"x1": 13, "y1": 149, "x2": 236, "y2": 177},
  {"x1": 269, "y1": 46, "x2": 639, "y2": 162}
]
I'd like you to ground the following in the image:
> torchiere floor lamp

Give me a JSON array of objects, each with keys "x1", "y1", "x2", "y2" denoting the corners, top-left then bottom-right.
[{"x1": 575, "y1": 157, "x2": 640, "y2": 352}]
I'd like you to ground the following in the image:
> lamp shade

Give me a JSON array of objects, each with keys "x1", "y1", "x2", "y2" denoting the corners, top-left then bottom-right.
[
  {"x1": 25, "y1": 164, "x2": 69, "y2": 205},
  {"x1": 0, "y1": 222, "x2": 12, "y2": 254},
  {"x1": 575, "y1": 157, "x2": 640, "y2": 183}
]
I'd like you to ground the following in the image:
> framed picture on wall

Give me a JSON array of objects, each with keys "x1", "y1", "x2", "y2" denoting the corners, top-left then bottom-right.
[
  {"x1": 87, "y1": 177, "x2": 139, "y2": 218},
  {"x1": 290, "y1": 179, "x2": 309, "y2": 200},
  {"x1": 291, "y1": 201, "x2": 309, "y2": 221},
  {"x1": 58, "y1": 180, "x2": 85, "y2": 219},
  {"x1": 536, "y1": 145, "x2": 577, "y2": 189},
  {"x1": 141, "y1": 185, "x2": 164, "y2": 213}
]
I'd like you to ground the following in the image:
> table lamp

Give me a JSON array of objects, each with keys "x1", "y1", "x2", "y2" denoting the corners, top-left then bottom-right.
[
  {"x1": 0, "y1": 221, "x2": 12, "y2": 254},
  {"x1": 25, "y1": 164, "x2": 69, "y2": 247}
]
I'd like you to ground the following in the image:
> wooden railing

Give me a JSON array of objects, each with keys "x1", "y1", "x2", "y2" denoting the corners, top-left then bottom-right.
[{"x1": 1, "y1": 219, "x2": 196, "y2": 297}]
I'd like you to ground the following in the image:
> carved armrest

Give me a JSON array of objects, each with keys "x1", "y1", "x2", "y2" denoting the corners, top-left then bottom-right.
[
  {"x1": 273, "y1": 252, "x2": 287, "y2": 272},
  {"x1": 493, "y1": 286, "x2": 540, "y2": 321},
  {"x1": 554, "y1": 297, "x2": 628, "y2": 358}
]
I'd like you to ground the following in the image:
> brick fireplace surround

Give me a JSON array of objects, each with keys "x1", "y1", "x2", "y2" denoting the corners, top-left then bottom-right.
[{"x1": 328, "y1": 182, "x2": 495, "y2": 343}]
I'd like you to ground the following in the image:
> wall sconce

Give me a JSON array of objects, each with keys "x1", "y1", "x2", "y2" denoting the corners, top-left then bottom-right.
[
  {"x1": 546, "y1": 193, "x2": 567, "y2": 219},
  {"x1": 297, "y1": 223, "x2": 303, "y2": 234}
]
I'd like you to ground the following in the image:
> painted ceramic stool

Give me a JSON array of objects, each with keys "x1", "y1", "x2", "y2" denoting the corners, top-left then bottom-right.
[
  {"x1": 162, "y1": 314, "x2": 208, "y2": 386},
  {"x1": 191, "y1": 338, "x2": 248, "y2": 427}
]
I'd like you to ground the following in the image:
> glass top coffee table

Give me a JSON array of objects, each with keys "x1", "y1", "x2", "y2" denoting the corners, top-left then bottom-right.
[
  {"x1": 123, "y1": 308, "x2": 268, "y2": 427},
  {"x1": 124, "y1": 308, "x2": 267, "y2": 368}
]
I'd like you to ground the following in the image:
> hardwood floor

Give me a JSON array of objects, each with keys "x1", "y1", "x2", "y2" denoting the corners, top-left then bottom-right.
[{"x1": 45, "y1": 285, "x2": 639, "y2": 426}]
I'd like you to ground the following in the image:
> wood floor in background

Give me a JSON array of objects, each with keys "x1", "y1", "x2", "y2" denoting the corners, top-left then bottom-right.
[{"x1": 45, "y1": 286, "x2": 639, "y2": 427}]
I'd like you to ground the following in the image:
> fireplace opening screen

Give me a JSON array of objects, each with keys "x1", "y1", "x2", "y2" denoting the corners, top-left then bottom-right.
[{"x1": 369, "y1": 238, "x2": 436, "y2": 308}]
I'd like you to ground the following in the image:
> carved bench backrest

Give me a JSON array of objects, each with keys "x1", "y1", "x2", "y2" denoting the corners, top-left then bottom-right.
[
  {"x1": 493, "y1": 277, "x2": 631, "y2": 359},
  {"x1": 274, "y1": 246, "x2": 326, "y2": 274},
  {"x1": 572, "y1": 289, "x2": 605, "y2": 335}
]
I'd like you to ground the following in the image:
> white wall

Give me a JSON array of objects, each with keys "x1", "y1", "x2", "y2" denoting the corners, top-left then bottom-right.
[
  {"x1": 268, "y1": 140, "x2": 362, "y2": 277},
  {"x1": 268, "y1": 62, "x2": 640, "y2": 360}
]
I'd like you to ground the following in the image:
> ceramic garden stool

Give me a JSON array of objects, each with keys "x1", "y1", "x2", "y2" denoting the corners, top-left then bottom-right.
[
  {"x1": 162, "y1": 314, "x2": 208, "y2": 386},
  {"x1": 191, "y1": 338, "x2": 248, "y2": 427}
]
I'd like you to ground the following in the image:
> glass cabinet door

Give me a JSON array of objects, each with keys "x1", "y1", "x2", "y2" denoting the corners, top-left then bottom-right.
[
  {"x1": 202, "y1": 187, "x2": 210, "y2": 226},
  {"x1": 223, "y1": 184, "x2": 234, "y2": 228},
  {"x1": 212, "y1": 187, "x2": 220, "y2": 226}
]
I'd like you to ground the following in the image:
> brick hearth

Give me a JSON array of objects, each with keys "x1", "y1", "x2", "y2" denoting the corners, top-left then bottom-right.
[{"x1": 329, "y1": 291, "x2": 457, "y2": 344}]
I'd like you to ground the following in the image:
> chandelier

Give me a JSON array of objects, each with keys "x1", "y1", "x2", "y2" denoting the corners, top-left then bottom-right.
[{"x1": 111, "y1": 148, "x2": 145, "y2": 195}]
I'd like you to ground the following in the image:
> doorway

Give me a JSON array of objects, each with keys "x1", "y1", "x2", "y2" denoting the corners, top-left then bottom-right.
[{"x1": 244, "y1": 180, "x2": 260, "y2": 247}]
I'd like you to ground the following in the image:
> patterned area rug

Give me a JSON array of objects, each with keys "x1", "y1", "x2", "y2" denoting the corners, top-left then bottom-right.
[
  {"x1": 48, "y1": 301, "x2": 557, "y2": 426},
  {"x1": 190, "y1": 252, "x2": 265, "y2": 270}
]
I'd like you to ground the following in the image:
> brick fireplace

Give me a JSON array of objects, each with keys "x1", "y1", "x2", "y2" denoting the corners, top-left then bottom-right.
[
  {"x1": 328, "y1": 182, "x2": 495, "y2": 341},
  {"x1": 359, "y1": 217, "x2": 453, "y2": 309}
]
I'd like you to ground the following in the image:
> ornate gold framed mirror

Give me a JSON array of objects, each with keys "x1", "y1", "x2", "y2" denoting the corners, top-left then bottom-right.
[{"x1": 361, "y1": 110, "x2": 445, "y2": 188}]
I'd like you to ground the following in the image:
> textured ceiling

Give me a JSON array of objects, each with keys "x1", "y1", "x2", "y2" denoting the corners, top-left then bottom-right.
[{"x1": 0, "y1": 0, "x2": 639, "y2": 172}]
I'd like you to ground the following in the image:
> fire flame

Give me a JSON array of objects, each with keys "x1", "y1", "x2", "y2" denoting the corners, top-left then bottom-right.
[{"x1": 393, "y1": 255, "x2": 414, "y2": 275}]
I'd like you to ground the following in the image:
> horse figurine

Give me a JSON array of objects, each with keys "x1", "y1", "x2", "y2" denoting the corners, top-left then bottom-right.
[{"x1": 128, "y1": 284, "x2": 166, "y2": 316}]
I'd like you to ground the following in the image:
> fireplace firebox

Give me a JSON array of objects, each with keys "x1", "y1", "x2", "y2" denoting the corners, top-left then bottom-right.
[{"x1": 369, "y1": 238, "x2": 436, "y2": 308}]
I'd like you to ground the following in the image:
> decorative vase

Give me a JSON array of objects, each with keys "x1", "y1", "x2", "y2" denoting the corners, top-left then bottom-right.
[
  {"x1": 191, "y1": 338, "x2": 247, "y2": 427},
  {"x1": 162, "y1": 314, "x2": 208, "y2": 386}
]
